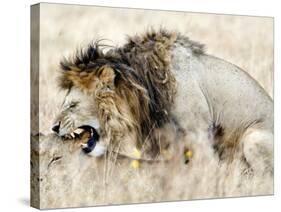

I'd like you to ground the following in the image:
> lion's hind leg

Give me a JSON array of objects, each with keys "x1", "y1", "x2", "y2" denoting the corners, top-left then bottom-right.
[{"x1": 241, "y1": 128, "x2": 273, "y2": 175}]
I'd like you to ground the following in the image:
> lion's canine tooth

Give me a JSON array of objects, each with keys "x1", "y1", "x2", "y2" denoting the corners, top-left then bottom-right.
[
  {"x1": 70, "y1": 132, "x2": 75, "y2": 138},
  {"x1": 74, "y1": 128, "x2": 84, "y2": 134}
]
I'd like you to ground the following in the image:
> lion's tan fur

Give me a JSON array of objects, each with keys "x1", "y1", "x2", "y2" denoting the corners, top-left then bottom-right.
[{"x1": 55, "y1": 29, "x2": 273, "y2": 169}]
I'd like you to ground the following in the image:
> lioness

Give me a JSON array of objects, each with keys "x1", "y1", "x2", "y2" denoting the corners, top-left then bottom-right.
[{"x1": 52, "y1": 30, "x2": 273, "y2": 172}]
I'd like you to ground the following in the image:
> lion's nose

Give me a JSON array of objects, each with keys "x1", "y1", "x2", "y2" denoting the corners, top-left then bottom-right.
[{"x1": 52, "y1": 122, "x2": 60, "y2": 133}]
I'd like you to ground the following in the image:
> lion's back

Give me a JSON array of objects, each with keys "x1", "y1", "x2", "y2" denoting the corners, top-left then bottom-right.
[{"x1": 170, "y1": 41, "x2": 273, "y2": 135}]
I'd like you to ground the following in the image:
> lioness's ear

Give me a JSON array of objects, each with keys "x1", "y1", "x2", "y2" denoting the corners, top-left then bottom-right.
[{"x1": 97, "y1": 66, "x2": 115, "y2": 85}]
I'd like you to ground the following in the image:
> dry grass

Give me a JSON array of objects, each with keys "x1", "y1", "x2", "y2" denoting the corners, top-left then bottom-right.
[
  {"x1": 33, "y1": 3, "x2": 273, "y2": 208},
  {"x1": 33, "y1": 133, "x2": 273, "y2": 209}
]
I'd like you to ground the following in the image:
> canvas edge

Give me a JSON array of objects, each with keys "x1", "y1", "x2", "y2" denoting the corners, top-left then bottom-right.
[{"x1": 30, "y1": 3, "x2": 41, "y2": 210}]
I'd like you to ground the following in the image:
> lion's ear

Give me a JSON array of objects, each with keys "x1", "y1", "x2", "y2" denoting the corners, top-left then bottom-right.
[{"x1": 98, "y1": 66, "x2": 115, "y2": 85}]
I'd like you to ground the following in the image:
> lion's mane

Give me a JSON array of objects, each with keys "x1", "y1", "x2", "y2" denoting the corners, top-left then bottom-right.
[{"x1": 58, "y1": 30, "x2": 204, "y2": 156}]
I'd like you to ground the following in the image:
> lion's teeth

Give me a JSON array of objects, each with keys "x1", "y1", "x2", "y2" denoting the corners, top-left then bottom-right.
[
  {"x1": 74, "y1": 128, "x2": 84, "y2": 134},
  {"x1": 70, "y1": 132, "x2": 75, "y2": 138}
]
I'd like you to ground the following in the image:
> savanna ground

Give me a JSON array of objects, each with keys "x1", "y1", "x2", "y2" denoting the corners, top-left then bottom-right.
[{"x1": 32, "y1": 3, "x2": 273, "y2": 209}]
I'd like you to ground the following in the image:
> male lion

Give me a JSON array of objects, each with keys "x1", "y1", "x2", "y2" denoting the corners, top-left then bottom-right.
[{"x1": 52, "y1": 30, "x2": 273, "y2": 173}]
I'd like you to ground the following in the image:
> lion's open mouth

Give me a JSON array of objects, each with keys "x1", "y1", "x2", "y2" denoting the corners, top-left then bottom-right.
[
  {"x1": 71, "y1": 125, "x2": 98, "y2": 139},
  {"x1": 64, "y1": 125, "x2": 100, "y2": 153}
]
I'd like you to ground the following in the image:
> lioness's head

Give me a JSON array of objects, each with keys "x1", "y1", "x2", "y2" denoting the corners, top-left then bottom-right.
[{"x1": 31, "y1": 134, "x2": 105, "y2": 208}]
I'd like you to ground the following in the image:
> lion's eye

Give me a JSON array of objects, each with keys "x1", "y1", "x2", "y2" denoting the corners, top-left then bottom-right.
[{"x1": 68, "y1": 102, "x2": 78, "y2": 109}]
